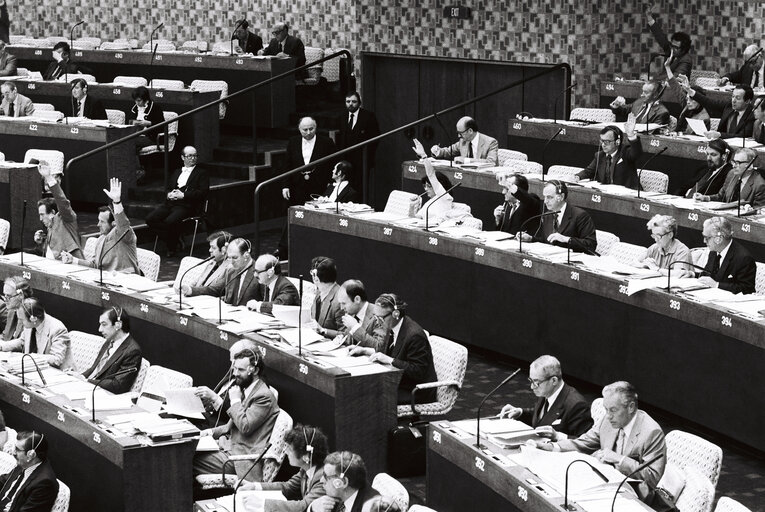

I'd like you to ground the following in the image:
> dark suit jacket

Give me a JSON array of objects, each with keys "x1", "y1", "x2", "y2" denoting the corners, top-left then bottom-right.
[
  {"x1": 614, "y1": 98, "x2": 671, "y2": 126},
  {"x1": 344, "y1": 484, "x2": 379, "y2": 512},
  {"x1": 285, "y1": 135, "x2": 336, "y2": 205},
  {"x1": 192, "y1": 265, "x2": 260, "y2": 306},
  {"x1": 311, "y1": 283, "x2": 345, "y2": 337},
  {"x1": 323, "y1": 182, "x2": 359, "y2": 203},
  {"x1": 703, "y1": 241, "x2": 757, "y2": 294},
  {"x1": 649, "y1": 20, "x2": 692, "y2": 78},
  {"x1": 534, "y1": 205, "x2": 598, "y2": 254},
  {"x1": 258, "y1": 275, "x2": 300, "y2": 314},
  {"x1": 263, "y1": 35, "x2": 306, "y2": 78},
  {"x1": 578, "y1": 139, "x2": 643, "y2": 189},
  {"x1": 42, "y1": 60, "x2": 82, "y2": 81},
  {"x1": 753, "y1": 119, "x2": 765, "y2": 144},
  {"x1": 83, "y1": 335, "x2": 142, "y2": 394},
  {"x1": 72, "y1": 96, "x2": 107, "y2": 120},
  {"x1": 338, "y1": 108, "x2": 380, "y2": 191},
  {"x1": 518, "y1": 383, "x2": 593, "y2": 438},
  {"x1": 693, "y1": 91, "x2": 754, "y2": 138},
  {"x1": 237, "y1": 30, "x2": 263, "y2": 55},
  {"x1": 0, "y1": 4, "x2": 8, "y2": 44},
  {"x1": 125, "y1": 99, "x2": 165, "y2": 143},
  {"x1": 166, "y1": 166, "x2": 209, "y2": 211},
  {"x1": 0, "y1": 460, "x2": 59, "y2": 512},
  {"x1": 498, "y1": 188, "x2": 542, "y2": 236},
  {"x1": 261, "y1": 466, "x2": 326, "y2": 512},
  {"x1": 0, "y1": 51, "x2": 16, "y2": 76},
  {"x1": 385, "y1": 317, "x2": 438, "y2": 404},
  {"x1": 724, "y1": 62, "x2": 762, "y2": 87},
  {"x1": 684, "y1": 163, "x2": 732, "y2": 198},
  {"x1": 709, "y1": 170, "x2": 765, "y2": 208}
]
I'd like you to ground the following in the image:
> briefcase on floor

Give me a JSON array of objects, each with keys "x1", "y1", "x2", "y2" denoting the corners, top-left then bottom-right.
[{"x1": 387, "y1": 423, "x2": 427, "y2": 477}]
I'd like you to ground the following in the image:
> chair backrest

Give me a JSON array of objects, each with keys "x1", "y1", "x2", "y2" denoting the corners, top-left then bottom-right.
[
  {"x1": 15, "y1": 67, "x2": 29, "y2": 77},
  {"x1": 694, "y1": 76, "x2": 719, "y2": 89},
  {"x1": 709, "y1": 118, "x2": 720, "y2": 131},
  {"x1": 149, "y1": 79, "x2": 186, "y2": 90},
  {"x1": 0, "y1": 219, "x2": 9, "y2": 251},
  {"x1": 498, "y1": 160, "x2": 543, "y2": 175},
  {"x1": 590, "y1": 397, "x2": 605, "y2": 426},
  {"x1": 639, "y1": 169, "x2": 669, "y2": 193},
  {"x1": 2, "y1": 428, "x2": 16, "y2": 455},
  {"x1": 285, "y1": 277, "x2": 317, "y2": 309},
  {"x1": 52, "y1": 479, "x2": 71, "y2": 512},
  {"x1": 32, "y1": 103, "x2": 55, "y2": 111},
  {"x1": 570, "y1": 107, "x2": 616, "y2": 123},
  {"x1": 755, "y1": 262, "x2": 765, "y2": 296},
  {"x1": 174, "y1": 256, "x2": 205, "y2": 289},
  {"x1": 72, "y1": 40, "x2": 97, "y2": 51},
  {"x1": 61, "y1": 73, "x2": 96, "y2": 84},
  {"x1": 714, "y1": 497, "x2": 752, "y2": 512},
  {"x1": 304, "y1": 46, "x2": 324, "y2": 67},
  {"x1": 429, "y1": 336, "x2": 468, "y2": 408},
  {"x1": 595, "y1": 230, "x2": 620, "y2": 256},
  {"x1": 450, "y1": 202, "x2": 471, "y2": 214},
  {"x1": 210, "y1": 42, "x2": 231, "y2": 54},
  {"x1": 690, "y1": 69, "x2": 720, "y2": 84},
  {"x1": 548, "y1": 165, "x2": 584, "y2": 182},
  {"x1": 0, "y1": 151, "x2": 3, "y2": 161},
  {"x1": 24, "y1": 149, "x2": 65, "y2": 176},
  {"x1": 113, "y1": 75, "x2": 148, "y2": 87},
  {"x1": 100, "y1": 41, "x2": 132, "y2": 51},
  {"x1": 497, "y1": 148, "x2": 528, "y2": 165},
  {"x1": 0, "y1": 452, "x2": 16, "y2": 474},
  {"x1": 384, "y1": 190, "x2": 420, "y2": 217},
  {"x1": 371, "y1": 473, "x2": 409, "y2": 511},
  {"x1": 129, "y1": 358, "x2": 151, "y2": 393},
  {"x1": 32, "y1": 110, "x2": 65, "y2": 121},
  {"x1": 190, "y1": 79, "x2": 229, "y2": 119},
  {"x1": 75, "y1": 36, "x2": 102, "y2": 46},
  {"x1": 180, "y1": 40, "x2": 208, "y2": 52},
  {"x1": 17, "y1": 37, "x2": 45, "y2": 47},
  {"x1": 690, "y1": 247, "x2": 709, "y2": 268},
  {"x1": 137, "y1": 248, "x2": 161, "y2": 281},
  {"x1": 105, "y1": 109, "x2": 126, "y2": 125},
  {"x1": 140, "y1": 365, "x2": 193, "y2": 395},
  {"x1": 322, "y1": 48, "x2": 349, "y2": 82},
  {"x1": 666, "y1": 430, "x2": 723, "y2": 488},
  {"x1": 68, "y1": 330, "x2": 106, "y2": 373},
  {"x1": 142, "y1": 41, "x2": 176, "y2": 52},
  {"x1": 675, "y1": 466, "x2": 715, "y2": 512},
  {"x1": 608, "y1": 241, "x2": 647, "y2": 265},
  {"x1": 262, "y1": 409, "x2": 294, "y2": 482},
  {"x1": 409, "y1": 507, "x2": 439, "y2": 512}
]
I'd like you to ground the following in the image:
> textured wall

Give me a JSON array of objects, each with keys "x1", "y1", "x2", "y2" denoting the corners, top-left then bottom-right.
[{"x1": 9, "y1": 0, "x2": 764, "y2": 106}]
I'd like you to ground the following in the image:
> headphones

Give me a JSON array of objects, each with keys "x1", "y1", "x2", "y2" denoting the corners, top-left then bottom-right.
[
  {"x1": 27, "y1": 431, "x2": 44, "y2": 459},
  {"x1": 377, "y1": 294, "x2": 406, "y2": 319},
  {"x1": 334, "y1": 453, "x2": 356, "y2": 488},
  {"x1": 303, "y1": 427, "x2": 315, "y2": 466},
  {"x1": 603, "y1": 126, "x2": 623, "y2": 146},
  {"x1": 112, "y1": 306, "x2": 123, "y2": 324},
  {"x1": 237, "y1": 347, "x2": 260, "y2": 375},
  {"x1": 21, "y1": 299, "x2": 37, "y2": 323},
  {"x1": 548, "y1": 179, "x2": 567, "y2": 197}
]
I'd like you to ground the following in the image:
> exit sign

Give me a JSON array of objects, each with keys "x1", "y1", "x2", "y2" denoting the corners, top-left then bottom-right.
[{"x1": 443, "y1": 6, "x2": 471, "y2": 19}]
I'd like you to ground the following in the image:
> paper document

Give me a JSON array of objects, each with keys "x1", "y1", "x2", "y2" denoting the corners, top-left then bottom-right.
[
  {"x1": 686, "y1": 118, "x2": 709, "y2": 136},
  {"x1": 451, "y1": 417, "x2": 531, "y2": 436},
  {"x1": 196, "y1": 436, "x2": 219, "y2": 452},
  {"x1": 84, "y1": 391, "x2": 134, "y2": 411},
  {"x1": 519, "y1": 446, "x2": 627, "y2": 495},
  {"x1": 215, "y1": 490, "x2": 287, "y2": 512},
  {"x1": 164, "y1": 388, "x2": 206, "y2": 419},
  {"x1": 271, "y1": 305, "x2": 312, "y2": 327},
  {"x1": 279, "y1": 328, "x2": 325, "y2": 346}
]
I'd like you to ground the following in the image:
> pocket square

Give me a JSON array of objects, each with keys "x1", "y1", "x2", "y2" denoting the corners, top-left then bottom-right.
[
  {"x1": 552, "y1": 419, "x2": 562, "y2": 425},
  {"x1": 617, "y1": 158, "x2": 624, "y2": 165},
  {"x1": 728, "y1": 275, "x2": 734, "y2": 278}
]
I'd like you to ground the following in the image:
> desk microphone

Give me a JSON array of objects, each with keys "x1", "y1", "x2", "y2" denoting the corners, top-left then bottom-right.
[
  {"x1": 517, "y1": 210, "x2": 558, "y2": 254},
  {"x1": 736, "y1": 157, "x2": 757, "y2": 216},
  {"x1": 178, "y1": 255, "x2": 214, "y2": 310},
  {"x1": 219, "y1": 263, "x2": 252, "y2": 324},
  {"x1": 561, "y1": 458, "x2": 609, "y2": 510},
  {"x1": 609, "y1": 453, "x2": 664, "y2": 512},
  {"x1": 298, "y1": 275, "x2": 304, "y2": 358},
  {"x1": 20, "y1": 199, "x2": 27, "y2": 266},
  {"x1": 149, "y1": 22, "x2": 164, "y2": 88},
  {"x1": 90, "y1": 366, "x2": 137, "y2": 422},
  {"x1": 224, "y1": 442, "x2": 271, "y2": 512},
  {"x1": 432, "y1": 112, "x2": 453, "y2": 168},
  {"x1": 231, "y1": 17, "x2": 247, "y2": 55},
  {"x1": 474, "y1": 368, "x2": 520, "y2": 448},
  {"x1": 21, "y1": 353, "x2": 47, "y2": 387},
  {"x1": 666, "y1": 260, "x2": 711, "y2": 292},
  {"x1": 424, "y1": 182, "x2": 461, "y2": 231},
  {"x1": 98, "y1": 228, "x2": 132, "y2": 287},
  {"x1": 637, "y1": 146, "x2": 667, "y2": 199},
  {"x1": 553, "y1": 82, "x2": 577, "y2": 124},
  {"x1": 541, "y1": 126, "x2": 565, "y2": 181},
  {"x1": 566, "y1": 236, "x2": 600, "y2": 265}
]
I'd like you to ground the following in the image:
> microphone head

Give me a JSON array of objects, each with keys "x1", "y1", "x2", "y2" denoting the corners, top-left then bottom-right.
[{"x1": 158, "y1": 22, "x2": 164, "y2": 29}]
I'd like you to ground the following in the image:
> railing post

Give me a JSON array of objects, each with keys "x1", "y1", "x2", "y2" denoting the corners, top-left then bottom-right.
[
  {"x1": 252, "y1": 90, "x2": 258, "y2": 165},
  {"x1": 253, "y1": 187, "x2": 261, "y2": 256},
  {"x1": 362, "y1": 146, "x2": 369, "y2": 205},
  {"x1": 163, "y1": 125, "x2": 169, "y2": 190}
]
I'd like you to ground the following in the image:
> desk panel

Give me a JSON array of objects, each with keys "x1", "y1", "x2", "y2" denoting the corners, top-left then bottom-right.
[{"x1": 0, "y1": 164, "x2": 41, "y2": 250}]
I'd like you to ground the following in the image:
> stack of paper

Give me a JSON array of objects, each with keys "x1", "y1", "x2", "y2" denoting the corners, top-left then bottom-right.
[{"x1": 84, "y1": 391, "x2": 134, "y2": 411}]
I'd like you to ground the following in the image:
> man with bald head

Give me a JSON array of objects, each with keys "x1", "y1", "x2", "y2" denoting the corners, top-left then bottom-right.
[
  {"x1": 259, "y1": 21, "x2": 306, "y2": 79},
  {"x1": 246, "y1": 254, "x2": 299, "y2": 314},
  {"x1": 721, "y1": 44, "x2": 764, "y2": 89},
  {"x1": 499, "y1": 355, "x2": 592, "y2": 438},
  {"x1": 182, "y1": 238, "x2": 260, "y2": 306},
  {"x1": 427, "y1": 116, "x2": 498, "y2": 165}
]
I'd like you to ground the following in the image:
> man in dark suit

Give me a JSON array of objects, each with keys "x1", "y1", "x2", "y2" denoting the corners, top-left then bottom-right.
[
  {"x1": 499, "y1": 355, "x2": 593, "y2": 438},
  {"x1": 259, "y1": 22, "x2": 306, "y2": 79},
  {"x1": 576, "y1": 119, "x2": 642, "y2": 189},
  {"x1": 684, "y1": 138, "x2": 732, "y2": 197},
  {"x1": 687, "y1": 83, "x2": 755, "y2": 138},
  {"x1": 309, "y1": 451, "x2": 378, "y2": 512},
  {"x1": 494, "y1": 173, "x2": 542, "y2": 236},
  {"x1": 43, "y1": 42, "x2": 83, "y2": 80},
  {"x1": 0, "y1": 431, "x2": 59, "y2": 512},
  {"x1": 1, "y1": 277, "x2": 32, "y2": 342},
  {"x1": 0, "y1": 40, "x2": 17, "y2": 76},
  {"x1": 694, "y1": 147, "x2": 765, "y2": 209},
  {"x1": 233, "y1": 20, "x2": 263, "y2": 55},
  {"x1": 246, "y1": 254, "x2": 300, "y2": 314},
  {"x1": 70, "y1": 78, "x2": 107, "y2": 120},
  {"x1": 184, "y1": 238, "x2": 260, "y2": 306},
  {"x1": 277, "y1": 117, "x2": 336, "y2": 257},
  {"x1": 337, "y1": 92, "x2": 380, "y2": 195},
  {"x1": 336, "y1": 279, "x2": 386, "y2": 350},
  {"x1": 533, "y1": 181, "x2": 597, "y2": 254},
  {"x1": 308, "y1": 257, "x2": 345, "y2": 339},
  {"x1": 351, "y1": 294, "x2": 437, "y2": 405},
  {"x1": 82, "y1": 308, "x2": 142, "y2": 394},
  {"x1": 720, "y1": 44, "x2": 764, "y2": 88},
  {"x1": 0, "y1": 1, "x2": 9, "y2": 45},
  {"x1": 146, "y1": 146, "x2": 209, "y2": 255},
  {"x1": 610, "y1": 81, "x2": 671, "y2": 126},
  {"x1": 321, "y1": 161, "x2": 359, "y2": 203},
  {"x1": 646, "y1": 8, "x2": 692, "y2": 79},
  {"x1": 698, "y1": 216, "x2": 756, "y2": 294}
]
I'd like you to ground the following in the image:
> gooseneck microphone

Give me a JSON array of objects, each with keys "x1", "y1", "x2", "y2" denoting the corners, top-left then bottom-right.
[
  {"x1": 474, "y1": 368, "x2": 521, "y2": 448},
  {"x1": 20, "y1": 199, "x2": 27, "y2": 266},
  {"x1": 553, "y1": 82, "x2": 577, "y2": 124},
  {"x1": 665, "y1": 260, "x2": 711, "y2": 292},
  {"x1": 424, "y1": 182, "x2": 462, "y2": 231},
  {"x1": 541, "y1": 126, "x2": 565, "y2": 181},
  {"x1": 298, "y1": 275, "x2": 304, "y2": 358},
  {"x1": 432, "y1": 112, "x2": 454, "y2": 168},
  {"x1": 21, "y1": 353, "x2": 47, "y2": 387},
  {"x1": 609, "y1": 453, "x2": 664, "y2": 512},
  {"x1": 178, "y1": 255, "x2": 214, "y2": 310},
  {"x1": 67, "y1": 20, "x2": 85, "y2": 84},
  {"x1": 223, "y1": 442, "x2": 272, "y2": 512},
  {"x1": 517, "y1": 210, "x2": 559, "y2": 254},
  {"x1": 149, "y1": 22, "x2": 164, "y2": 88},
  {"x1": 637, "y1": 146, "x2": 668, "y2": 199},
  {"x1": 90, "y1": 366, "x2": 137, "y2": 422},
  {"x1": 98, "y1": 228, "x2": 132, "y2": 287},
  {"x1": 231, "y1": 17, "x2": 247, "y2": 56},
  {"x1": 561, "y1": 458, "x2": 609, "y2": 510}
]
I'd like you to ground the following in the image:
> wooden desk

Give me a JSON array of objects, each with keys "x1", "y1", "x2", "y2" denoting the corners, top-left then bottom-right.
[
  {"x1": 426, "y1": 422, "x2": 652, "y2": 512},
  {"x1": 0, "y1": 371, "x2": 195, "y2": 511},
  {"x1": 0, "y1": 163, "x2": 41, "y2": 250},
  {"x1": 0, "y1": 118, "x2": 137, "y2": 203},
  {"x1": 288, "y1": 207, "x2": 765, "y2": 454},
  {"x1": 9, "y1": 46, "x2": 296, "y2": 129},
  {"x1": 14, "y1": 80, "x2": 220, "y2": 161},
  {"x1": 0, "y1": 259, "x2": 401, "y2": 476},
  {"x1": 400, "y1": 161, "x2": 765, "y2": 261}
]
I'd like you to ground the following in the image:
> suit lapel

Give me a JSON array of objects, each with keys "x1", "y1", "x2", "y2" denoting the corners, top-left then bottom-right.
[
  {"x1": 319, "y1": 285, "x2": 338, "y2": 325},
  {"x1": 623, "y1": 412, "x2": 644, "y2": 455},
  {"x1": 558, "y1": 206, "x2": 573, "y2": 233},
  {"x1": 718, "y1": 244, "x2": 735, "y2": 278}
]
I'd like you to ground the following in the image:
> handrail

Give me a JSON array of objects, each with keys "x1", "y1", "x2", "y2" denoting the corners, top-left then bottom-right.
[
  {"x1": 253, "y1": 62, "x2": 571, "y2": 254},
  {"x1": 62, "y1": 49, "x2": 353, "y2": 177}
]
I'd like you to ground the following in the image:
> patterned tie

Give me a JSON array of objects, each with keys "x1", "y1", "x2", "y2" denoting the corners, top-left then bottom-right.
[
  {"x1": 263, "y1": 284, "x2": 270, "y2": 303},
  {"x1": 92, "y1": 339, "x2": 114, "y2": 376},
  {"x1": 636, "y1": 103, "x2": 649, "y2": 123},
  {"x1": 29, "y1": 327, "x2": 37, "y2": 354},
  {"x1": 0, "y1": 469, "x2": 24, "y2": 508},
  {"x1": 553, "y1": 214, "x2": 559, "y2": 233},
  {"x1": 385, "y1": 330, "x2": 395, "y2": 355}
]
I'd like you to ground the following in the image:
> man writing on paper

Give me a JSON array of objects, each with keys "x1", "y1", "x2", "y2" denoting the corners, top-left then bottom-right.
[
  {"x1": 422, "y1": 116, "x2": 498, "y2": 165},
  {"x1": 245, "y1": 254, "x2": 299, "y2": 314},
  {"x1": 0, "y1": 297, "x2": 74, "y2": 369},
  {"x1": 499, "y1": 355, "x2": 592, "y2": 438},
  {"x1": 335, "y1": 279, "x2": 386, "y2": 350}
]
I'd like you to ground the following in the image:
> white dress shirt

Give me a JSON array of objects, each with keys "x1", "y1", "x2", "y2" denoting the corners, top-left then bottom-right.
[
  {"x1": 301, "y1": 137, "x2": 317, "y2": 165},
  {"x1": 177, "y1": 166, "x2": 194, "y2": 188}
]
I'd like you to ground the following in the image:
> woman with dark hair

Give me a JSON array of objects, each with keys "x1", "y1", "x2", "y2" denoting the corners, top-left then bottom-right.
[
  {"x1": 664, "y1": 54, "x2": 709, "y2": 134},
  {"x1": 240, "y1": 425, "x2": 329, "y2": 512},
  {"x1": 126, "y1": 86, "x2": 166, "y2": 179}
]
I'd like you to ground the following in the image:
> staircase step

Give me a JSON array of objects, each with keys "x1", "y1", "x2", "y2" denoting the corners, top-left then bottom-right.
[{"x1": 206, "y1": 161, "x2": 253, "y2": 180}]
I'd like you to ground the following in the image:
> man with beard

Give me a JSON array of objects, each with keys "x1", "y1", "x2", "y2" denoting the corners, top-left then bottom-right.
[{"x1": 684, "y1": 138, "x2": 732, "y2": 197}]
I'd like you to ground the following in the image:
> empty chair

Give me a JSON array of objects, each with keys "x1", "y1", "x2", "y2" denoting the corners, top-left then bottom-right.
[
  {"x1": 497, "y1": 160, "x2": 542, "y2": 175},
  {"x1": 548, "y1": 165, "x2": 584, "y2": 182},
  {"x1": 137, "y1": 248, "x2": 161, "y2": 281},
  {"x1": 595, "y1": 230, "x2": 620, "y2": 257},
  {"x1": 52, "y1": 480, "x2": 71, "y2": 512},
  {"x1": 17, "y1": 37, "x2": 44, "y2": 47},
  {"x1": 105, "y1": 109, "x2": 126, "y2": 125},
  {"x1": 608, "y1": 241, "x2": 647, "y2": 265},
  {"x1": 690, "y1": 69, "x2": 719, "y2": 85},
  {"x1": 142, "y1": 41, "x2": 176, "y2": 52},
  {"x1": 714, "y1": 497, "x2": 752, "y2": 512},
  {"x1": 675, "y1": 466, "x2": 715, "y2": 512},
  {"x1": 173, "y1": 256, "x2": 205, "y2": 289},
  {"x1": 31, "y1": 110, "x2": 65, "y2": 121},
  {"x1": 397, "y1": 336, "x2": 468, "y2": 417},
  {"x1": 100, "y1": 40, "x2": 132, "y2": 51},
  {"x1": 0, "y1": 151, "x2": 3, "y2": 161},
  {"x1": 384, "y1": 190, "x2": 421, "y2": 218},
  {"x1": 24, "y1": 149, "x2": 65, "y2": 176},
  {"x1": 210, "y1": 41, "x2": 231, "y2": 54},
  {"x1": 15, "y1": 67, "x2": 29, "y2": 76},
  {"x1": 322, "y1": 48, "x2": 349, "y2": 82},
  {"x1": 149, "y1": 79, "x2": 185, "y2": 90},
  {"x1": 68, "y1": 330, "x2": 106, "y2": 372},
  {"x1": 639, "y1": 169, "x2": 669, "y2": 193},
  {"x1": 60, "y1": 73, "x2": 96, "y2": 83},
  {"x1": 129, "y1": 358, "x2": 151, "y2": 393},
  {"x1": 138, "y1": 111, "x2": 179, "y2": 156},
  {"x1": 590, "y1": 397, "x2": 605, "y2": 426},
  {"x1": 190, "y1": 79, "x2": 229, "y2": 119},
  {"x1": 9, "y1": 35, "x2": 23, "y2": 44},
  {"x1": 371, "y1": 473, "x2": 409, "y2": 511},
  {"x1": 570, "y1": 107, "x2": 616, "y2": 123},
  {"x1": 72, "y1": 40, "x2": 97, "y2": 51},
  {"x1": 694, "y1": 76, "x2": 719, "y2": 89},
  {"x1": 0, "y1": 218, "x2": 9, "y2": 252},
  {"x1": 45, "y1": 36, "x2": 68, "y2": 45},
  {"x1": 32, "y1": 103, "x2": 55, "y2": 111},
  {"x1": 755, "y1": 262, "x2": 765, "y2": 295},
  {"x1": 75, "y1": 37, "x2": 102, "y2": 47},
  {"x1": 262, "y1": 409, "x2": 294, "y2": 482},
  {"x1": 113, "y1": 75, "x2": 148, "y2": 87},
  {"x1": 666, "y1": 430, "x2": 723, "y2": 488},
  {"x1": 497, "y1": 148, "x2": 528, "y2": 165},
  {"x1": 302, "y1": 47, "x2": 324, "y2": 85},
  {"x1": 140, "y1": 365, "x2": 193, "y2": 395}
]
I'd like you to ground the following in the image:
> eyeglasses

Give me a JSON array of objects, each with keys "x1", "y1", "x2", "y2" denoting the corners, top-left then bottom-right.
[
  {"x1": 528, "y1": 375, "x2": 554, "y2": 388},
  {"x1": 599, "y1": 138, "x2": 617, "y2": 144},
  {"x1": 651, "y1": 231, "x2": 671, "y2": 240},
  {"x1": 733, "y1": 159, "x2": 751, "y2": 166},
  {"x1": 182, "y1": 154, "x2": 198, "y2": 159}
]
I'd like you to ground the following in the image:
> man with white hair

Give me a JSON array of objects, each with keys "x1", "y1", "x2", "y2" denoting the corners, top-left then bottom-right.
[
  {"x1": 0, "y1": 81, "x2": 32, "y2": 115},
  {"x1": 697, "y1": 216, "x2": 756, "y2": 294},
  {"x1": 694, "y1": 147, "x2": 765, "y2": 209},
  {"x1": 720, "y1": 44, "x2": 764, "y2": 89}
]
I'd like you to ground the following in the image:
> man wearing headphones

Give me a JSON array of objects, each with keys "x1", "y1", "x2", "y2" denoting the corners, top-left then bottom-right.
[
  {"x1": 335, "y1": 279, "x2": 387, "y2": 350},
  {"x1": 81, "y1": 307, "x2": 142, "y2": 394},
  {"x1": 245, "y1": 254, "x2": 299, "y2": 315},
  {"x1": 183, "y1": 238, "x2": 261, "y2": 306},
  {"x1": 0, "y1": 297, "x2": 73, "y2": 369},
  {"x1": 684, "y1": 138, "x2": 732, "y2": 198},
  {"x1": 309, "y1": 451, "x2": 378, "y2": 512},
  {"x1": 694, "y1": 147, "x2": 765, "y2": 209},
  {"x1": 533, "y1": 181, "x2": 597, "y2": 254},
  {"x1": 681, "y1": 80, "x2": 755, "y2": 138},
  {"x1": 350, "y1": 294, "x2": 437, "y2": 405},
  {"x1": 576, "y1": 116, "x2": 642, "y2": 189},
  {"x1": 188, "y1": 231, "x2": 233, "y2": 288},
  {"x1": 69, "y1": 78, "x2": 107, "y2": 119},
  {"x1": 195, "y1": 349, "x2": 279, "y2": 482},
  {"x1": 1, "y1": 277, "x2": 33, "y2": 341},
  {"x1": 494, "y1": 173, "x2": 542, "y2": 236},
  {"x1": 610, "y1": 81, "x2": 671, "y2": 126},
  {"x1": 308, "y1": 257, "x2": 345, "y2": 339},
  {"x1": 697, "y1": 217, "x2": 756, "y2": 294},
  {"x1": 0, "y1": 431, "x2": 59, "y2": 511}
]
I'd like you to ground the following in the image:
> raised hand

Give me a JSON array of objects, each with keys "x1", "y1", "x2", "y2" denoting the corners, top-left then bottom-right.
[{"x1": 103, "y1": 177, "x2": 122, "y2": 203}]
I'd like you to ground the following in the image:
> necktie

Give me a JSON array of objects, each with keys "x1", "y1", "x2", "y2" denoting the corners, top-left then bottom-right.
[
  {"x1": 605, "y1": 155, "x2": 613, "y2": 184},
  {"x1": 636, "y1": 103, "x2": 649, "y2": 123},
  {"x1": 29, "y1": 327, "x2": 37, "y2": 354},
  {"x1": 353, "y1": 315, "x2": 360, "y2": 323},
  {"x1": 385, "y1": 330, "x2": 395, "y2": 355},
  {"x1": 538, "y1": 399, "x2": 549, "y2": 422},
  {"x1": 729, "y1": 112, "x2": 739, "y2": 134},
  {"x1": 8, "y1": 101, "x2": 13, "y2": 117},
  {"x1": 467, "y1": 142, "x2": 474, "y2": 158},
  {"x1": 335, "y1": 504, "x2": 346, "y2": 512},
  {"x1": 553, "y1": 214, "x2": 559, "y2": 233},
  {"x1": 615, "y1": 428, "x2": 626, "y2": 454},
  {"x1": 263, "y1": 285, "x2": 270, "y2": 303},
  {"x1": 348, "y1": 113, "x2": 354, "y2": 130},
  {"x1": 93, "y1": 340, "x2": 114, "y2": 376},
  {"x1": 76, "y1": 100, "x2": 82, "y2": 117},
  {"x1": 0, "y1": 470, "x2": 24, "y2": 508},
  {"x1": 314, "y1": 295, "x2": 322, "y2": 321},
  {"x1": 711, "y1": 252, "x2": 721, "y2": 275}
]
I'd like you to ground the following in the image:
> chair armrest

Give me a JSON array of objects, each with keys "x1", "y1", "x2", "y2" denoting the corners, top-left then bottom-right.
[{"x1": 409, "y1": 380, "x2": 461, "y2": 415}]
